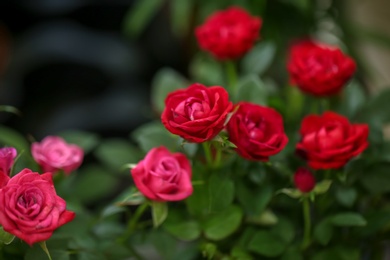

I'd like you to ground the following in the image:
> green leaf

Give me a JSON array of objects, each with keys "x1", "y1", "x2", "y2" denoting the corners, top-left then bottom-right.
[
  {"x1": 314, "y1": 219, "x2": 333, "y2": 246},
  {"x1": 186, "y1": 172, "x2": 210, "y2": 216},
  {"x1": 94, "y1": 138, "x2": 141, "y2": 171},
  {"x1": 246, "y1": 209, "x2": 278, "y2": 226},
  {"x1": 170, "y1": 0, "x2": 193, "y2": 37},
  {"x1": 58, "y1": 130, "x2": 99, "y2": 154},
  {"x1": 357, "y1": 208, "x2": 390, "y2": 236},
  {"x1": 78, "y1": 252, "x2": 106, "y2": 260},
  {"x1": 277, "y1": 188, "x2": 302, "y2": 199},
  {"x1": 202, "y1": 243, "x2": 217, "y2": 260},
  {"x1": 236, "y1": 75, "x2": 268, "y2": 104},
  {"x1": 132, "y1": 121, "x2": 179, "y2": 152},
  {"x1": 122, "y1": 0, "x2": 164, "y2": 38},
  {"x1": 237, "y1": 182, "x2": 273, "y2": 215},
  {"x1": 330, "y1": 212, "x2": 367, "y2": 227},
  {"x1": 231, "y1": 246, "x2": 253, "y2": 260},
  {"x1": 0, "y1": 226, "x2": 14, "y2": 245},
  {"x1": 356, "y1": 88, "x2": 390, "y2": 125},
  {"x1": 114, "y1": 186, "x2": 145, "y2": 206},
  {"x1": 208, "y1": 173, "x2": 235, "y2": 212},
  {"x1": 0, "y1": 126, "x2": 29, "y2": 152},
  {"x1": 203, "y1": 205, "x2": 243, "y2": 241},
  {"x1": 359, "y1": 163, "x2": 390, "y2": 194},
  {"x1": 164, "y1": 220, "x2": 201, "y2": 241},
  {"x1": 241, "y1": 41, "x2": 276, "y2": 75},
  {"x1": 152, "y1": 201, "x2": 168, "y2": 228},
  {"x1": 311, "y1": 246, "x2": 360, "y2": 260},
  {"x1": 190, "y1": 54, "x2": 224, "y2": 86},
  {"x1": 281, "y1": 246, "x2": 303, "y2": 260},
  {"x1": 270, "y1": 217, "x2": 295, "y2": 244},
  {"x1": 335, "y1": 186, "x2": 357, "y2": 207},
  {"x1": 247, "y1": 230, "x2": 287, "y2": 257},
  {"x1": 313, "y1": 180, "x2": 332, "y2": 195},
  {"x1": 338, "y1": 81, "x2": 366, "y2": 118},
  {"x1": 151, "y1": 68, "x2": 189, "y2": 113}
]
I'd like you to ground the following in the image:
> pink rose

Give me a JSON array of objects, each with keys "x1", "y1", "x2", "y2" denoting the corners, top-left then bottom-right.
[
  {"x1": 0, "y1": 168, "x2": 75, "y2": 245},
  {"x1": 131, "y1": 147, "x2": 193, "y2": 201},
  {"x1": 0, "y1": 147, "x2": 17, "y2": 187},
  {"x1": 31, "y1": 136, "x2": 84, "y2": 174}
]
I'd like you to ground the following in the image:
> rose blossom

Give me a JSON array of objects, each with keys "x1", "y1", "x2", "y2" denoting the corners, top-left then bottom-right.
[
  {"x1": 31, "y1": 136, "x2": 84, "y2": 174},
  {"x1": 0, "y1": 147, "x2": 17, "y2": 187},
  {"x1": 195, "y1": 6, "x2": 262, "y2": 60},
  {"x1": 287, "y1": 39, "x2": 356, "y2": 96},
  {"x1": 294, "y1": 168, "x2": 315, "y2": 193},
  {"x1": 161, "y1": 83, "x2": 233, "y2": 143},
  {"x1": 226, "y1": 102, "x2": 288, "y2": 161},
  {"x1": 296, "y1": 111, "x2": 369, "y2": 169},
  {"x1": 131, "y1": 146, "x2": 192, "y2": 202},
  {"x1": 0, "y1": 168, "x2": 75, "y2": 245}
]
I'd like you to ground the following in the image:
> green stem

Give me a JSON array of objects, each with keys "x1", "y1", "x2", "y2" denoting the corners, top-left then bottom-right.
[
  {"x1": 39, "y1": 242, "x2": 52, "y2": 260},
  {"x1": 119, "y1": 202, "x2": 149, "y2": 243},
  {"x1": 213, "y1": 147, "x2": 222, "y2": 168},
  {"x1": 225, "y1": 60, "x2": 238, "y2": 98},
  {"x1": 202, "y1": 142, "x2": 213, "y2": 167},
  {"x1": 301, "y1": 197, "x2": 311, "y2": 250}
]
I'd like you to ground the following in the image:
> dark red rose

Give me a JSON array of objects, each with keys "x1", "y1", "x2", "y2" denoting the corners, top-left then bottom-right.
[
  {"x1": 294, "y1": 168, "x2": 315, "y2": 193},
  {"x1": 287, "y1": 39, "x2": 356, "y2": 96},
  {"x1": 296, "y1": 112, "x2": 369, "y2": 169},
  {"x1": 0, "y1": 169, "x2": 75, "y2": 245},
  {"x1": 226, "y1": 102, "x2": 288, "y2": 161},
  {"x1": 195, "y1": 6, "x2": 262, "y2": 60},
  {"x1": 161, "y1": 83, "x2": 233, "y2": 143}
]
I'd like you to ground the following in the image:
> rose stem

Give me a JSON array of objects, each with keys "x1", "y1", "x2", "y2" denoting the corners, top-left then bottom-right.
[
  {"x1": 202, "y1": 142, "x2": 213, "y2": 167},
  {"x1": 213, "y1": 146, "x2": 222, "y2": 168},
  {"x1": 301, "y1": 197, "x2": 311, "y2": 250},
  {"x1": 118, "y1": 202, "x2": 149, "y2": 244},
  {"x1": 225, "y1": 60, "x2": 238, "y2": 97}
]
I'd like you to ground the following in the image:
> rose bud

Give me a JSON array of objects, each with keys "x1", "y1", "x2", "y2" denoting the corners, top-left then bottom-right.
[
  {"x1": 296, "y1": 111, "x2": 369, "y2": 169},
  {"x1": 0, "y1": 168, "x2": 75, "y2": 245},
  {"x1": 294, "y1": 168, "x2": 316, "y2": 193},
  {"x1": 0, "y1": 147, "x2": 17, "y2": 187},
  {"x1": 195, "y1": 6, "x2": 262, "y2": 60},
  {"x1": 161, "y1": 83, "x2": 233, "y2": 143},
  {"x1": 226, "y1": 102, "x2": 288, "y2": 161},
  {"x1": 31, "y1": 136, "x2": 84, "y2": 174},
  {"x1": 131, "y1": 146, "x2": 193, "y2": 202},
  {"x1": 287, "y1": 39, "x2": 356, "y2": 96}
]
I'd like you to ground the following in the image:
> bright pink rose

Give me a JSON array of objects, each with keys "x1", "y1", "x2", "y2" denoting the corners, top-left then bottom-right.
[
  {"x1": 294, "y1": 168, "x2": 315, "y2": 193},
  {"x1": 287, "y1": 39, "x2": 356, "y2": 96},
  {"x1": 0, "y1": 147, "x2": 17, "y2": 187},
  {"x1": 161, "y1": 83, "x2": 233, "y2": 143},
  {"x1": 296, "y1": 112, "x2": 369, "y2": 169},
  {"x1": 0, "y1": 168, "x2": 75, "y2": 245},
  {"x1": 195, "y1": 6, "x2": 262, "y2": 60},
  {"x1": 131, "y1": 147, "x2": 193, "y2": 202},
  {"x1": 31, "y1": 136, "x2": 84, "y2": 174},
  {"x1": 226, "y1": 102, "x2": 288, "y2": 161}
]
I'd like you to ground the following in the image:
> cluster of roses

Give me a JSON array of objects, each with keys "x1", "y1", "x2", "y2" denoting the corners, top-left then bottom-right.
[
  {"x1": 131, "y1": 7, "x2": 368, "y2": 201},
  {"x1": 0, "y1": 137, "x2": 83, "y2": 245}
]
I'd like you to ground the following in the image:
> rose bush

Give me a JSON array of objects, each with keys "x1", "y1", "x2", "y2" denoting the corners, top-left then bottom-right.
[
  {"x1": 0, "y1": 168, "x2": 75, "y2": 245},
  {"x1": 31, "y1": 136, "x2": 84, "y2": 174},
  {"x1": 287, "y1": 39, "x2": 356, "y2": 96},
  {"x1": 195, "y1": 6, "x2": 262, "y2": 60},
  {"x1": 226, "y1": 102, "x2": 288, "y2": 161},
  {"x1": 296, "y1": 111, "x2": 369, "y2": 169},
  {"x1": 131, "y1": 146, "x2": 193, "y2": 201},
  {"x1": 161, "y1": 83, "x2": 232, "y2": 143}
]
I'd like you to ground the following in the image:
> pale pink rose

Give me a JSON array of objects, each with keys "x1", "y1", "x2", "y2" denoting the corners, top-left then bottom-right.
[
  {"x1": 131, "y1": 146, "x2": 193, "y2": 201},
  {"x1": 31, "y1": 136, "x2": 83, "y2": 174}
]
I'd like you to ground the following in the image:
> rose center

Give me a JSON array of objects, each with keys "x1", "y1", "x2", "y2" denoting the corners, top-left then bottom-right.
[
  {"x1": 185, "y1": 98, "x2": 210, "y2": 121},
  {"x1": 151, "y1": 157, "x2": 180, "y2": 182},
  {"x1": 246, "y1": 118, "x2": 266, "y2": 140}
]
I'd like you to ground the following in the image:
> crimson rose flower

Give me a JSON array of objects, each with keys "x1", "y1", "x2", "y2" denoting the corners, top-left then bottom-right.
[
  {"x1": 32, "y1": 136, "x2": 84, "y2": 174},
  {"x1": 296, "y1": 111, "x2": 369, "y2": 169},
  {"x1": 0, "y1": 168, "x2": 75, "y2": 245},
  {"x1": 287, "y1": 40, "x2": 356, "y2": 96},
  {"x1": 131, "y1": 146, "x2": 192, "y2": 202},
  {"x1": 227, "y1": 102, "x2": 288, "y2": 161},
  {"x1": 161, "y1": 83, "x2": 232, "y2": 143},
  {"x1": 0, "y1": 147, "x2": 17, "y2": 187},
  {"x1": 195, "y1": 6, "x2": 262, "y2": 60},
  {"x1": 294, "y1": 168, "x2": 315, "y2": 193}
]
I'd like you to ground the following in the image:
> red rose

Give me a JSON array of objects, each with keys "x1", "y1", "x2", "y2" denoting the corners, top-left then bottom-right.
[
  {"x1": 296, "y1": 112, "x2": 369, "y2": 169},
  {"x1": 294, "y1": 168, "x2": 315, "y2": 193},
  {"x1": 195, "y1": 6, "x2": 262, "y2": 60},
  {"x1": 161, "y1": 83, "x2": 232, "y2": 143},
  {"x1": 226, "y1": 102, "x2": 288, "y2": 161},
  {"x1": 0, "y1": 169, "x2": 75, "y2": 245},
  {"x1": 32, "y1": 136, "x2": 84, "y2": 174},
  {"x1": 131, "y1": 147, "x2": 193, "y2": 202},
  {"x1": 287, "y1": 39, "x2": 356, "y2": 96},
  {"x1": 0, "y1": 147, "x2": 17, "y2": 188}
]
